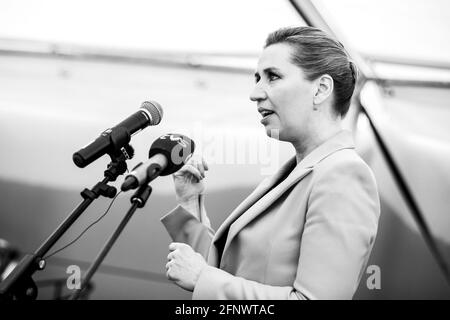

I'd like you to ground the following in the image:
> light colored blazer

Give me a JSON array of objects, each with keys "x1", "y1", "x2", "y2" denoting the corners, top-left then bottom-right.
[{"x1": 161, "y1": 130, "x2": 380, "y2": 300}]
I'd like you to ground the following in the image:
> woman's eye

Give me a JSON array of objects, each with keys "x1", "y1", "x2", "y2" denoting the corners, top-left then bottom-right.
[{"x1": 268, "y1": 73, "x2": 280, "y2": 81}]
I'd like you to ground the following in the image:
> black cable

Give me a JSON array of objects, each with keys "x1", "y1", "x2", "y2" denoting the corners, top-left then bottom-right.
[{"x1": 43, "y1": 191, "x2": 123, "y2": 260}]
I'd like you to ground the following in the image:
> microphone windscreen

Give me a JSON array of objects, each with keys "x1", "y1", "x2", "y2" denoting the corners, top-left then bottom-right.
[{"x1": 148, "y1": 134, "x2": 195, "y2": 176}]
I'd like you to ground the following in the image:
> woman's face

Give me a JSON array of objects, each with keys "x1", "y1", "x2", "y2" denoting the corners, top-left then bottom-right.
[{"x1": 250, "y1": 43, "x2": 316, "y2": 143}]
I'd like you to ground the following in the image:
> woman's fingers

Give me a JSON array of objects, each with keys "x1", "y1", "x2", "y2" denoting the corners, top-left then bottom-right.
[
  {"x1": 186, "y1": 155, "x2": 208, "y2": 178},
  {"x1": 177, "y1": 164, "x2": 203, "y2": 181},
  {"x1": 202, "y1": 157, "x2": 209, "y2": 171},
  {"x1": 172, "y1": 155, "x2": 208, "y2": 186},
  {"x1": 167, "y1": 251, "x2": 175, "y2": 261},
  {"x1": 196, "y1": 163, "x2": 205, "y2": 178}
]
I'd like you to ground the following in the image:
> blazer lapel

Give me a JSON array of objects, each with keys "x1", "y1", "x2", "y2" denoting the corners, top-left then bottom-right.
[
  {"x1": 207, "y1": 158, "x2": 297, "y2": 266},
  {"x1": 221, "y1": 164, "x2": 314, "y2": 260},
  {"x1": 212, "y1": 157, "x2": 298, "y2": 246}
]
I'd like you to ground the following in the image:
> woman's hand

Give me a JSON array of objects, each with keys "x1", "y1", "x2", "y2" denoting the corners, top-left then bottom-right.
[
  {"x1": 173, "y1": 154, "x2": 209, "y2": 203},
  {"x1": 165, "y1": 242, "x2": 207, "y2": 291}
]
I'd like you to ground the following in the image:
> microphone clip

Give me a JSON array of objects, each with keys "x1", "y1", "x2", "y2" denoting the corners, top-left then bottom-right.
[
  {"x1": 130, "y1": 184, "x2": 153, "y2": 208},
  {"x1": 102, "y1": 127, "x2": 135, "y2": 181},
  {"x1": 105, "y1": 126, "x2": 135, "y2": 161}
]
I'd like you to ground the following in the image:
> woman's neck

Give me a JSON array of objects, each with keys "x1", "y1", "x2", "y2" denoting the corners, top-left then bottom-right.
[{"x1": 293, "y1": 123, "x2": 343, "y2": 164}]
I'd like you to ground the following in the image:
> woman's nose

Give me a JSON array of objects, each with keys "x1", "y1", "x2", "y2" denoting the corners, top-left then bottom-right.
[{"x1": 249, "y1": 84, "x2": 267, "y2": 102}]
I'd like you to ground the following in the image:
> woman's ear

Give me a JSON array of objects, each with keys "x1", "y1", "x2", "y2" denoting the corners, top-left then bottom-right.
[{"x1": 313, "y1": 74, "x2": 334, "y2": 106}]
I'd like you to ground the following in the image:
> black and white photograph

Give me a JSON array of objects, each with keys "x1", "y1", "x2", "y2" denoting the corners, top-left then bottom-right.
[{"x1": 0, "y1": 0, "x2": 449, "y2": 305}]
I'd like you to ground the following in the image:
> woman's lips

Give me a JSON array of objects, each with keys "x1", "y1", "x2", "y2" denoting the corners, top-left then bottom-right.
[{"x1": 260, "y1": 112, "x2": 274, "y2": 124}]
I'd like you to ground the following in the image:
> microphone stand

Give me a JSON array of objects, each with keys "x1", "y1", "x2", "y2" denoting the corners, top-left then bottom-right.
[
  {"x1": 69, "y1": 183, "x2": 153, "y2": 300},
  {"x1": 0, "y1": 155, "x2": 129, "y2": 300}
]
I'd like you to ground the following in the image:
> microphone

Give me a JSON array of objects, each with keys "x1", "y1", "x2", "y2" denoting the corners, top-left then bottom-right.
[
  {"x1": 72, "y1": 101, "x2": 163, "y2": 168},
  {"x1": 121, "y1": 133, "x2": 195, "y2": 191}
]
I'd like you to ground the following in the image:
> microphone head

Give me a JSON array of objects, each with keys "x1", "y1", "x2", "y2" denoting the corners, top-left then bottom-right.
[
  {"x1": 148, "y1": 133, "x2": 195, "y2": 176},
  {"x1": 141, "y1": 101, "x2": 163, "y2": 125}
]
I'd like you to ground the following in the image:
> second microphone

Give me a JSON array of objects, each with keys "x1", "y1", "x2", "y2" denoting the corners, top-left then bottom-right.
[{"x1": 121, "y1": 133, "x2": 195, "y2": 191}]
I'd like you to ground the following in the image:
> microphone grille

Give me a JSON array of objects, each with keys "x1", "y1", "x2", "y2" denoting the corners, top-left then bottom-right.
[{"x1": 141, "y1": 100, "x2": 163, "y2": 125}]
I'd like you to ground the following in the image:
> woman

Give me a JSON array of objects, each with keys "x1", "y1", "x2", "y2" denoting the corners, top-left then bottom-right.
[{"x1": 161, "y1": 26, "x2": 380, "y2": 300}]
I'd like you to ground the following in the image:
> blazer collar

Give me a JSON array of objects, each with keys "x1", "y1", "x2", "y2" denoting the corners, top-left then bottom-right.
[
  {"x1": 210, "y1": 130, "x2": 355, "y2": 265},
  {"x1": 296, "y1": 129, "x2": 355, "y2": 169}
]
